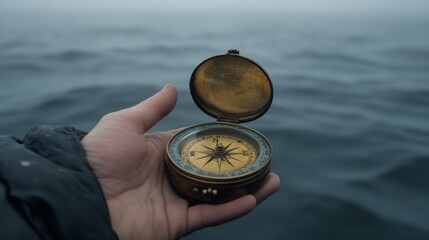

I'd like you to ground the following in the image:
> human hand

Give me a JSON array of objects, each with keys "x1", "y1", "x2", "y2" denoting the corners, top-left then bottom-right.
[{"x1": 81, "y1": 85, "x2": 281, "y2": 240}]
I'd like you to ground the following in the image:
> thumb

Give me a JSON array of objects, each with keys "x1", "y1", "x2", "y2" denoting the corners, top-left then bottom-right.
[{"x1": 114, "y1": 84, "x2": 177, "y2": 133}]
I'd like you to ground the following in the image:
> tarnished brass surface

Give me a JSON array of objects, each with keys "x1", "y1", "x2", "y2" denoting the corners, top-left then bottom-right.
[
  {"x1": 190, "y1": 51, "x2": 272, "y2": 123},
  {"x1": 166, "y1": 154, "x2": 270, "y2": 204}
]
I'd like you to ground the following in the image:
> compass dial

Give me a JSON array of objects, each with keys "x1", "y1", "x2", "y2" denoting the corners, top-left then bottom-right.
[
  {"x1": 167, "y1": 122, "x2": 271, "y2": 179},
  {"x1": 181, "y1": 134, "x2": 257, "y2": 174}
]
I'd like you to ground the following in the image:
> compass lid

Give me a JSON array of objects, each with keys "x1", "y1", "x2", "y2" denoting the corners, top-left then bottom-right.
[{"x1": 190, "y1": 49, "x2": 273, "y2": 123}]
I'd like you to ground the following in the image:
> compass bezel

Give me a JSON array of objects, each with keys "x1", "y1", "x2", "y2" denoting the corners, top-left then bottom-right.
[{"x1": 166, "y1": 122, "x2": 271, "y2": 181}]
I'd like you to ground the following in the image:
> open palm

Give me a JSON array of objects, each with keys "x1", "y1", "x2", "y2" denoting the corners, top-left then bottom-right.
[{"x1": 81, "y1": 85, "x2": 280, "y2": 240}]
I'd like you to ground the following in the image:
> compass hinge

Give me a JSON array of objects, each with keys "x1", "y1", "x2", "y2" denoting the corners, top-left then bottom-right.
[
  {"x1": 227, "y1": 49, "x2": 240, "y2": 55},
  {"x1": 217, "y1": 118, "x2": 239, "y2": 124}
]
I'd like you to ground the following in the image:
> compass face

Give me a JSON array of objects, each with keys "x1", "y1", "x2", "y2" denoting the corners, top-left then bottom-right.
[
  {"x1": 181, "y1": 134, "x2": 257, "y2": 174},
  {"x1": 167, "y1": 122, "x2": 271, "y2": 179}
]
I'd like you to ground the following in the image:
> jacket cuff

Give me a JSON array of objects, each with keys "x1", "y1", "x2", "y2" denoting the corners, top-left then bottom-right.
[{"x1": 0, "y1": 126, "x2": 118, "y2": 240}]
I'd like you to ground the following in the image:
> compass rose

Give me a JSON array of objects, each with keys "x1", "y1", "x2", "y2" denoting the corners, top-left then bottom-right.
[{"x1": 196, "y1": 138, "x2": 243, "y2": 173}]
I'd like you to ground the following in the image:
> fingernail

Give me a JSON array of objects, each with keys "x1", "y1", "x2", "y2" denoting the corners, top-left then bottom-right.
[{"x1": 162, "y1": 84, "x2": 171, "y2": 91}]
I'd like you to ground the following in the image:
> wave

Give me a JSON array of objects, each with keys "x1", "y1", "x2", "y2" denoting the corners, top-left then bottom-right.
[
  {"x1": 0, "y1": 39, "x2": 49, "y2": 52},
  {"x1": 111, "y1": 44, "x2": 217, "y2": 56},
  {"x1": 292, "y1": 192, "x2": 429, "y2": 239},
  {"x1": 43, "y1": 49, "x2": 100, "y2": 62},
  {"x1": 88, "y1": 26, "x2": 150, "y2": 36},
  {"x1": 286, "y1": 48, "x2": 429, "y2": 72},
  {"x1": 290, "y1": 50, "x2": 376, "y2": 65},
  {"x1": 0, "y1": 62, "x2": 47, "y2": 73},
  {"x1": 383, "y1": 47, "x2": 429, "y2": 62}
]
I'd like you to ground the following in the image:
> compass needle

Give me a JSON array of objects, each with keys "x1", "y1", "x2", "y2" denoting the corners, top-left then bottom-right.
[
  {"x1": 228, "y1": 152, "x2": 242, "y2": 155},
  {"x1": 202, "y1": 145, "x2": 215, "y2": 151},
  {"x1": 223, "y1": 142, "x2": 234, "y2": 151},
  {"x1": 217, "y1": 158, "x2": 222, "y2": 172},
  {"x1": 226, "y1": 155, "x2": 242, "y2": 162},
  {"x1": 222, "y1": 157, "x2": 236, "y2": 168},
  {"x1": 196, "y1": 150, "x2": 213, "y2": 155},
  {"x1": 196, "y1": 153, "x2": 213, "y2": 160},
  {"x1": 225, "y1": 147, "x2": 240, "y2": 155},
  {"x1": 202, "y1": 155, "x2": 217, "y2": 167}
]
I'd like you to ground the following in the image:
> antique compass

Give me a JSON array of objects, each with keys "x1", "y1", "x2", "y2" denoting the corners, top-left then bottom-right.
[{"x1": 165, "y1": 49, "x2": 273, "y2": 203}]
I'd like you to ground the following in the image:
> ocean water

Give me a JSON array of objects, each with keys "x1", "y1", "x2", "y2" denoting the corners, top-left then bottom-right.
[{"x1": 1, "y1": 10, "x2": 429, "y2": 240}]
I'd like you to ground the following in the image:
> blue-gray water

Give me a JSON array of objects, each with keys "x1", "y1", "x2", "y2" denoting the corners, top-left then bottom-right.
[{"x1": 1, "y1": 10, "x2": 429, "y2": 240}]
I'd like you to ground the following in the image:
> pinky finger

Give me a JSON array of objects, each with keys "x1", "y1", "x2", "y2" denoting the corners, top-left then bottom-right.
[{"x1": 254, "y1": 173, "x2": 281, "y2": 204}]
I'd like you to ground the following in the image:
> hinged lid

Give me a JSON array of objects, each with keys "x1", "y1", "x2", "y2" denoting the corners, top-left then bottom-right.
[{"x1": 190, "y1": 49, "x2": 273, "y2": 123}]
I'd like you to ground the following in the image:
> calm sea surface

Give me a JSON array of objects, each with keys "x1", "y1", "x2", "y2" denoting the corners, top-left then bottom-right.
[{"x1": 1, "y1": 10, "x2": 429, "y2": 240}]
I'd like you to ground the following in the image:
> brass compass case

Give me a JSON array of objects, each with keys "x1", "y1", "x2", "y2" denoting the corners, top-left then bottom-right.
[{"x1": 165, "y1": 49, "x2": 273, "y2": 203}]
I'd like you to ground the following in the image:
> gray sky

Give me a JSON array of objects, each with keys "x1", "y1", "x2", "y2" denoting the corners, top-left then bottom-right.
[{"x1": 1, "y1": 0, "x2": 429, "y2": 16}]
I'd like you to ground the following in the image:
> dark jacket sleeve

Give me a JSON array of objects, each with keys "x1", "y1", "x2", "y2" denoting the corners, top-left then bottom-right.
[{"x1": 0, "y1": 126, "x2": 118, "y2": 240}]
